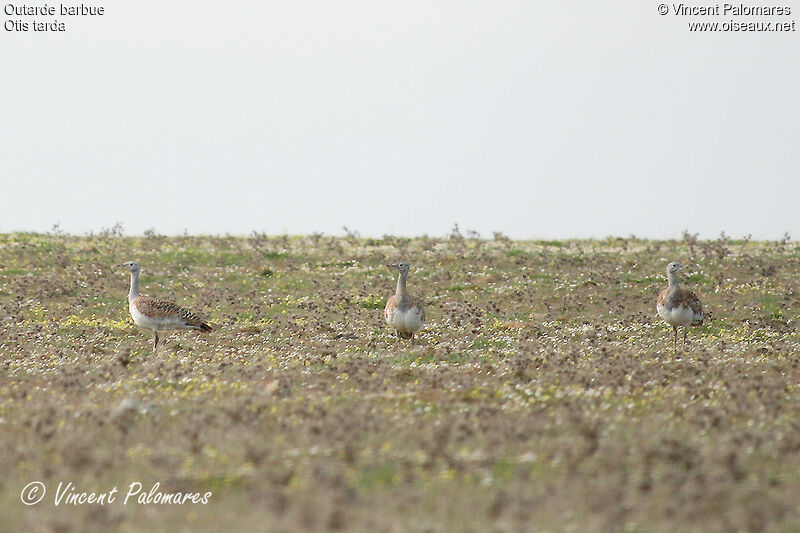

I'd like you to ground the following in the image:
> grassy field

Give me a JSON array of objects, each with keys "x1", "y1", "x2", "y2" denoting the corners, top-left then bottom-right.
[{"x1": 2, "y1": 231, "x2": 800, "y2": 532}]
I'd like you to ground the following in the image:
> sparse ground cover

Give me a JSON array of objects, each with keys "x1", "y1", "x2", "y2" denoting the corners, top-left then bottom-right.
[{"x1": 2, "y1": 232, "x2": 800, "y2": 532}]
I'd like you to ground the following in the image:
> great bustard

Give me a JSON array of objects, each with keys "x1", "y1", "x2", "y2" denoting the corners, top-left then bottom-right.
[
  {"x1": 384, "y1": 262, "x2": 425, "y2": 341},
  {"x1": 656, "y1": 261, "x2": 703, "y2": 349},
  {"x1": 121, "y1": 261, "x2": 213, "y2": 352}
]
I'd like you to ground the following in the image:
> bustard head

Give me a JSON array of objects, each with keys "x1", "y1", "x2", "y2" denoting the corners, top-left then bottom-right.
[
  {"x1": 120, "y1": 261, "x2": 141, "y2": 273},
  {"x1": 666, "y1": 261, "x2": 683, "y2": 275},
  {"x1": 388, "y1": 262, "x2": 411, "y2": 274}
]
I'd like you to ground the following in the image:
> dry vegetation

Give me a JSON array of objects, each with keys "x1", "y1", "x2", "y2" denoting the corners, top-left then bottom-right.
[{"x1": 2, "y1": 232, "x2": 800, "y2": 532}]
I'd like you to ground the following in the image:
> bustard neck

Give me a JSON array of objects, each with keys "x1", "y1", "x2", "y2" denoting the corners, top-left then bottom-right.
[
  {"x1": 395, "y1": 271, "x2": 409, "y2": 301},
  {"x1": 128, "y1": 270, "x2": 140, "y2": 302},
  {"x1": 667, "y1": 270, "x2": 680, "y2": 293}
]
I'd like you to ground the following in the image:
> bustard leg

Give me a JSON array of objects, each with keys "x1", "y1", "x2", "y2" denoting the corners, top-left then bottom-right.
[
  {"x1": 672, "y1": 325, "x2": 678, "y2": 350},
  {"x1": 153, "y1": 332, "x2": 159, "y2": 352},
  {"x1": 683, "y1": 327, "x2": 688, "y2": 349}
]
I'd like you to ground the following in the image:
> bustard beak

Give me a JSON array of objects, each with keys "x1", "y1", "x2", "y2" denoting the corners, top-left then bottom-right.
[{"x1": 387, "y1": 263, "x2": 399, "y2": 268}]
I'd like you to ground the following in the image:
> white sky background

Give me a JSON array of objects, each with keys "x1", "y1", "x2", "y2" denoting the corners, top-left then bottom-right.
[{"x1": 2, "y1": 1, "x2": 798, "y2": 239}]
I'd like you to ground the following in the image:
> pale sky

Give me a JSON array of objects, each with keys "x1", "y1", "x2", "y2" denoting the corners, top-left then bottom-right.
[{"x1": 2, "y1": 1, "x2": 799, "y2": 239}]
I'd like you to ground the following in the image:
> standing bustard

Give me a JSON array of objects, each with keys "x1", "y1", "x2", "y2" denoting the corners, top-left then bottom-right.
[
  {"x1": 384, "y1": 262, "x2": 425, "y2": 341},
  {"x1": 656, "y1": 261, "x2": 703, "y2": 349},
  {"x1": 121, "y1": 261, "x2": 213, "y2": 352}
]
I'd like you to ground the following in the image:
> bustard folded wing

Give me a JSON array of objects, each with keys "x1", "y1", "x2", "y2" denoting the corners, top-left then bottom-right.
[
  {"x1": 657, "y1": 288, "x2": 703, "y2": 325},
  {"x1": 384, "y1": 296, "x2": 425, "y2": 320},
  {"x1": 134, "y1": 296, "x2": 213, "y2": 332}
]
